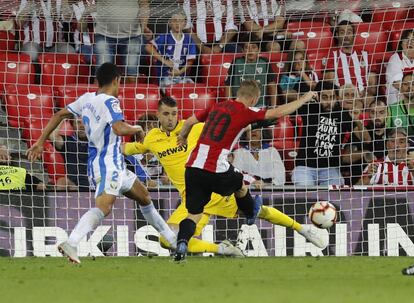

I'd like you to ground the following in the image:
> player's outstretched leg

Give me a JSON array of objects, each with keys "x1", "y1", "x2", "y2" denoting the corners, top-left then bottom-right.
[
  {"x1": 258, "y1": 205, "x2": 327, "y2": 249},
  {"x1": 60, "y1": 193, "x2": 115, "y2": 264},
  {"x1": 125, "y1": 180, "x2": 177, "y2": 248},
  {"x1": 174, "y1": 214, "x2": 201, "y2": 262}
]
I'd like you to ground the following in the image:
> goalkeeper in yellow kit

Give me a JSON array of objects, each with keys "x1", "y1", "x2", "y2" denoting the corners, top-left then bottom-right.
[{"x1": 123, "y1": 96, "x2": 327, "y2": 255}]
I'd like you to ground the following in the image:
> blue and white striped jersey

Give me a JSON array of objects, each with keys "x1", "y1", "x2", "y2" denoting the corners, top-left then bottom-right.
[
  {"x1": 66, "y1": 92, "x2": 125, "y2": 182},
  {"x1": 153, "y1": 32, "x2": 197, "y2": 78}
]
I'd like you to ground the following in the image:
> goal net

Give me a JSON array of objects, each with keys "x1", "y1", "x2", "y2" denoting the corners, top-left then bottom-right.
[{"x1": 1, "y1": 0, "x2": 414, "y2": 257}]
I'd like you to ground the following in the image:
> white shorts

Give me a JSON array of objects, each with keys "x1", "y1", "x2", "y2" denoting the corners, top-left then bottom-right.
[{"x1": 94, "y1": 169, "x2": 137, "y2": 198}]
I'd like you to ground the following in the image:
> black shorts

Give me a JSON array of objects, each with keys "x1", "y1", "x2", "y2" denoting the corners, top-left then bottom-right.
[{"x1": 184, "y1": 165, "x2": 244, "y2": 215}]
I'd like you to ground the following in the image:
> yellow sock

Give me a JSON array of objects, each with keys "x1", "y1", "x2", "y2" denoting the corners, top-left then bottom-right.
[
  {"x1": 188, "y1": 237, "x2": 219, "y2": 253},
  {"x1": 160, "y1": 236, "x2": 218, "y2": 253},
  {"x1": 258, "y1": 205, "x2": 302, "y2": 232}
]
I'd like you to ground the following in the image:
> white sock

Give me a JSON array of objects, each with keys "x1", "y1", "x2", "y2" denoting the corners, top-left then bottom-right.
[
  {"x1": 67, "y1": 208, "x2": 105, "y2": 247},
  {"x1": 140, "y1": 203, "x2": 176, "y2": 248}
]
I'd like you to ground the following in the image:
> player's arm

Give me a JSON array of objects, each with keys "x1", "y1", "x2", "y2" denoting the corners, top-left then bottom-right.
[
  {"x1": 26, "y1": 108, "x2": 74, "y2": 162},
  {"x1": 112, "y1": 121, "x2": 144, "y2": 137},
  {"x1": 264, "y1": 91, "x2": 317, "y2": 120},
  {"x1": 122, "y1": 140, "x2": 149, "y2": 156},
  {"x1": 178, "y1": 115, "x2": 199, "y2": 146}
]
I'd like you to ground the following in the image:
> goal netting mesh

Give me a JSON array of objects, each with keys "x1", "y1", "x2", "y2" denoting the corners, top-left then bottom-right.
[{"x1": 1, "y1": 0, "x2": 414, "y2": 257}]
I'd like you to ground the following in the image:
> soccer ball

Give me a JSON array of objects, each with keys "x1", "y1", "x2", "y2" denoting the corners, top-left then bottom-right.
[{"x1": 308, "y1": 201, "x2": 337, "y2": 229}]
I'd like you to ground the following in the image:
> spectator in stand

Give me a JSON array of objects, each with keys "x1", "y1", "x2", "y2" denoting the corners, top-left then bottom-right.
[
  {"x1": 279, "y1": 49, "x2": 318, "y2": 102},
  {"x1": 238, "y1": 0, "x2": 288, "y2": 52},
  {"x1": 339, "y1": 84, "x2": 359, "y2": 112},
  {"x1": 387, "y1": 72, "x2": 414, "y2": 137},
  {"x1": 341, "y1": 97, "x2": 371, "y2": 185},
  {"x1": 49, "y1": 118, "x2": 89, "y2": 191},
  {"x1": 145, "y1": 9, "x2": 197, "y2": 88},
  {"x1": 324, "y1": 20, "x2": 378, "y2": 95},
  {"x1": 291, "y1": 81, "x2": 352, "y2": 186},
  {"x1": 224, "y1": 35, "x2": 277, "y2": 107},
  {"x1": 366, "y1": 98, "x2": 387, "y2": 160},
  {"x1": 231, "y1": 128, "x2": 285, "y2": 188},
  {"x1": 357, "y1": 128, "x2": 413, "y2": 185},
  {"x1": 386, "y1": 29, "x2": 414, "y2": 105},
  {"x1": 70, "y1": 0, "x2": 95, "y2": 64},
  {"x1": 0, "y1": 145, "x2": 46, "y2": 191},
  {"x1": 182, "y1": 0, "x2": 241, "y2": 54},
  {"x1": 16, "y1": 0, "x2": 77, "y2": 62},
  {"x1": 94, "y1": 0, "x2": 150, "y2": 83}
]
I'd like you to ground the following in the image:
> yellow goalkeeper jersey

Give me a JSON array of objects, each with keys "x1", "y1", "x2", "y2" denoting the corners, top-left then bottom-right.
[{"x1": 124, "y1": 120, "x2": 203, "y2": 195}]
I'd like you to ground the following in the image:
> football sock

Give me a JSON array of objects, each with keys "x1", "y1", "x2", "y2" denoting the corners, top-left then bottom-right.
[
  {"x1": 235, "y1": 190, "x2": 254, "y2": 218},
  {"x1": 160, "y1": 235, "x2": 218, "y2": 253},
  {"x1": 177, "y1": 218, "x2": 197, "y2": 246},
  {"x1": 67, "y1": 207, "x2": 105, "y2": 247},
  {"x1": 258, "y1": 205, "x2": 302, "y2": 232},
  {"x1": 140, "y1": 203, "x2": 177, "y2": 247}
]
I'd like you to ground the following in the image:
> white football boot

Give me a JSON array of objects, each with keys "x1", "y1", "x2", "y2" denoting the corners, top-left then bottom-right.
[
  {"x1": 218, "y1": 240, "x2": 245, "y2": 257},
  {"x1": 58, "y1": 242, "x2": 81, "y2": 264},
  {"x1": 298, "y1": 225, "x2": 328, "y2": 249}
]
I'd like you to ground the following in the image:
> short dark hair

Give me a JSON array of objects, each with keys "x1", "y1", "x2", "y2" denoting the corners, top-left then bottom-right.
[
  {"x1": 368, "y1": 97, "x2": 387, "y2": 108},
  {"x1": 158, "y1": 96, "x2": 177, "y2": 109},
  {"x1": 398, "y1": 29, "x2": 414, "y2": 52},
  {"x1": 95, "y1": 62, "x2": 120, "y2": 87},
  {"x1": 315, "y1": 81, "x2": 339, "y2": 96},
  {"x1": 241, "y1": 32, "x2": 262, "y2": 49}
]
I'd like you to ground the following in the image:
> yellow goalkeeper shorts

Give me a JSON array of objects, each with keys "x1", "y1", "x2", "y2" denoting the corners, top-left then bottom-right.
[{"x1": 167, "y1": 192, "x2": 238, "y2": 236}]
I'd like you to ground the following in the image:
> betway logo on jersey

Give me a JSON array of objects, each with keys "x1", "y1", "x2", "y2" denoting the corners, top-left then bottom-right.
[{"x1": 157, "y1": 144, "x2": 188, "y2": 159}]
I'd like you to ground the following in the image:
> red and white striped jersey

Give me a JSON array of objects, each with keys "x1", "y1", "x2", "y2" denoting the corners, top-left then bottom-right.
[
  {"x1": 183, "y1": 0, "x2": 239, "y2": 43},
  {"x1": 186, "y1": 100, "x2": 266, "y2": 173},
  {"x1": 17, "y1": 0, "x2": 62, "y2": 47},
  {"x1": 366, "y1": 156, "x2": 413, "y2": 185},
  {"x1": 238, "y1": 0, "x2": 283, "y2": 26},
  {"x1": 325, "y1": 48, "x2": 375, "y2": 92}
]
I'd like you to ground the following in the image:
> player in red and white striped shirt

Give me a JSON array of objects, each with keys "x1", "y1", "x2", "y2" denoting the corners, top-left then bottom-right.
[
  {"x1": 358, "y1": 128, "x2": 413, "y2": 186},
  {"x1": 324, "y1": 20, "x2": 378, "y2": 95},
  {"x1": 173, "y1": 80, "x2": 317, "y2": 261}
]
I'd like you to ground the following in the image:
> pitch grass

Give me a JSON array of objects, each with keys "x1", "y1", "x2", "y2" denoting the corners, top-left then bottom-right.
[{"x1": 0, "y1": 257, "x2": 413, "y2": 303}]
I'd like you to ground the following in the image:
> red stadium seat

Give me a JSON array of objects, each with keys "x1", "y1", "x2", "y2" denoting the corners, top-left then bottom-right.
[
  {"x1": 118, "y1": 84, "x2": 161, "y2": 123},
  {"x1": 353, "y1": 23, "x2": 388, "y2": 62},
  {"x1": 165, "y1": 83, "x2": 217, "y2": 119},
  {"x1": 21, "y1": 118, "x2": 66, "y2": 184},
  {"x1": 260, "y1": 52, "x2": 288, "y2": 77},
  {"x1": 272, "y1": 115, "x2": 303, "y2": 174},
  {"x1": 286, "y1": 21, "x2": 334, "y2": 53},
  {"x1": 200, "y1": 53, "x2": 242, "y2": 97},
  {"x1": 0, "y1": 52, "x2": 35, "y2": 91},
  {"x1": 4, "y1": 84, "x2": 54, "y2": 128},
  {"x1": 372, "y1": 6, "x2": 411, "y2": 30},
  {"x1": 0, "y1": 31, "x2": 15, "y2": 52},
  {"x1": 54, "y1": 84, "x2": 97, "y2": 108},
  {"x1": 388, "y1": 21, "x2": 414, "y2": 51},
  {"x1": 38, "y1": 53, "x2": 90, "y2": 86}
]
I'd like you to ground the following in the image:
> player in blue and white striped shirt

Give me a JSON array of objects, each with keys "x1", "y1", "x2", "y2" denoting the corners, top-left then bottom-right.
[{"x1": 27, "y1": 63, "x2": 176, "y2": 264}]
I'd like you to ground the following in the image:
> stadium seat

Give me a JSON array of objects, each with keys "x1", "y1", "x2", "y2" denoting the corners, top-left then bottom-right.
[
  {"x1": 0, "y1": 52, "x2": 35, "y2": 92},
  {"x1": 21, "y1": 117, "x2": 66, "y2": 184},
  {"x1": 388, "y1": 21, "x2": 414, "y2": 51},
  {"x1": 272, "y1": 115, "x2": 303, "y2": 174},
  {"x1": 54, "y1": 84, "x2": 97, "y2": 108},
  {"x1": 38, "y1": 53, "x2": 90, "y2": 86},
  {"x1": 260, "y1": 52, "x2": 288, "y2": 77},
  {"x1": 164, "y1": 83, "x2": 217, "y2": 119},
  {"x1": 118, "y1": 84, "x2": 161, "y2": 123},
  {"x1": 286, "y1": 21, "x2": 334, "y2": 53},
  {"x1": 353, "y1": 23, "x2": 388, "y2": 62},
  {"x1": 200, "y1": 53, "x2": 242, "y2": 98},
  {"x1": 3, "y1": 84, "x2": 54, "y2": 128},
  {"x1": 372, "y1": 6, "x2": 411, "y2": 30},
  {"x1": 0, "y1": 31, "x2": 15, "y2": 52}
]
